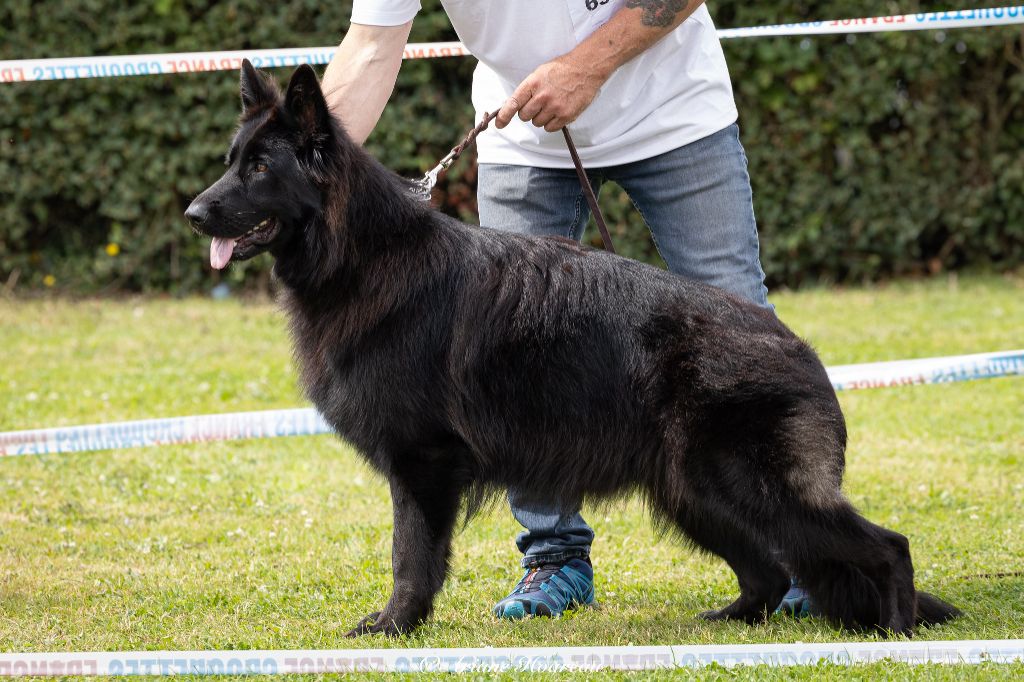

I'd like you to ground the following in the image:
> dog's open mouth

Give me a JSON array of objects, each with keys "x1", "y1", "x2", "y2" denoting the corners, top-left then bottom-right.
[{"x1": 210, "y1": 217, "x2": 279, "y2": 269}]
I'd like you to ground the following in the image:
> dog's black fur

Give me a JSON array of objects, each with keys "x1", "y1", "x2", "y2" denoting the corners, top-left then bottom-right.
[{"x1": 185, "y1": 61, "x2": 960, "y2": 637}]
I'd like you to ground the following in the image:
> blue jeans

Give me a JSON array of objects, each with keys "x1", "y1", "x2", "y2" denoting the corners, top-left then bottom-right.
[{"x1": 476, "y1": 123, "x2": 770, "y2": 567}]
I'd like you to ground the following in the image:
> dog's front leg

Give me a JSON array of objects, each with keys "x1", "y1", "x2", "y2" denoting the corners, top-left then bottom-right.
[{"x1": 347, "y1": 466, "x2": 462, "y2": 637}]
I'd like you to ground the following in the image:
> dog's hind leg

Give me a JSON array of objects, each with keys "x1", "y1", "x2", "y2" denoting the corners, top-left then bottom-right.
[
  {"x1": 659, "y1": 496, "x2": 790, "y2": 624},
  {"x1": 346, "y1": 454, "x2": 466, "y2": 637},
  {"x1": 718, "y1": 403, "x2": 925, "y2": 635}
]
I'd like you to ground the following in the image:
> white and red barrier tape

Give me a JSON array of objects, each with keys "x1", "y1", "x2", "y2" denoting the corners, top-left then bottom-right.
[
  {"x1": 827, "y1": 349, "x2": 1024, "y2": 391},
  {"x1": 1, "y1": 640, "x2": 1022, "y2": 675},
  {"x1": 1, "y1": 350, "x2": 1020, "y2": 457},
  {"x1": 1, "y1": 7, "x2": 1022, "y2": 83}
]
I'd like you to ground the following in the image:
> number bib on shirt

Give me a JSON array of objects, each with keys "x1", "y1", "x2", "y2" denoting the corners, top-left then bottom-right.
[{"x1": 566, "y1": 0, "x2": 623, "y2": 42}]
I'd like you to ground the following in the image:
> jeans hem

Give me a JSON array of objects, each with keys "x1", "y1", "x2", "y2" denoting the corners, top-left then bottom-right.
[{"x1": 522, "y1": 549, "x2": 590, "y2": 568}]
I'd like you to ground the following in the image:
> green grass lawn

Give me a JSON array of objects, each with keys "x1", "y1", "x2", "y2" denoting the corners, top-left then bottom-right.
[{"x1": 1, "y1": 273, "x2": 1023, "y2": 680}]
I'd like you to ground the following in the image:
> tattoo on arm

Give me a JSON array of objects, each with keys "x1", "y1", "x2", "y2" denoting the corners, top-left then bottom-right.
[{"x1": 625, "y1": 0, "x2": 692, "y2": 29}]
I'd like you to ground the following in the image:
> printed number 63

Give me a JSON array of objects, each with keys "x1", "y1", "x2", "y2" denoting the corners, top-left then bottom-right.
[{"x1": 585, "y1": 0, "x2": 610, "y2": 10}]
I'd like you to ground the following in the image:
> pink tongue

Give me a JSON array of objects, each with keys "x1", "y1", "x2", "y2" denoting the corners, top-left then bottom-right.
[{"x1": 210, "y1": 237, "x2": 237, "y2": 270}]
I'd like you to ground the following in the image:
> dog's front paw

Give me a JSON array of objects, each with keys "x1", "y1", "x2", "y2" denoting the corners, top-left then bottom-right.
[
  {"x1": 345, "y1": 611, "x2": 383, "y2": 637},
  {"x1": 698, "y1": 607, "x2": 732, "y2": 622},
  {"x1": 345, "y1": 611, "x2": 410, "y2": 637},
  {"x1": 698, "y1": 599, "x2": 769, "y2": 625}
]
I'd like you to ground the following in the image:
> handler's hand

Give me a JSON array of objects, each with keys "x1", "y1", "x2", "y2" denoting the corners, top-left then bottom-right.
[{"x1": 496, "y1": 56, "x2": 606, "y2": 133}]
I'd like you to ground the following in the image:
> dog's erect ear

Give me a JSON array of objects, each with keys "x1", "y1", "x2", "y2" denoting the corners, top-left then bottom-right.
[
  {"x1": 240, "y1": 59, "x2": 276, "y2": 112},
  {"x1": 284, "y1": 64, "x2": 330, "y2": 138}
]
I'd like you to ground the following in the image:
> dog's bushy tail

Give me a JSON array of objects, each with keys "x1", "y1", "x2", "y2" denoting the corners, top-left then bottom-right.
[{"x1": 915, "y1": 591, "x2": 962, "y2": 626}]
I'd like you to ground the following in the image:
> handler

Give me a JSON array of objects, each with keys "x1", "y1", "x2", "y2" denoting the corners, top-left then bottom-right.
[{"x1": 323, "y1": 0, "x2": 812, "y2": 621}]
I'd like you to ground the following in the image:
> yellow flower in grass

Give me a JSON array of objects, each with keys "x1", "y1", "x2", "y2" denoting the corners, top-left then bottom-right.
[
  {"x1": 106, "y1": 242, "x2": 120, "y2": 256},
  {"x1": 43, "y1": 274, "x2": 56, "y2": 287}
]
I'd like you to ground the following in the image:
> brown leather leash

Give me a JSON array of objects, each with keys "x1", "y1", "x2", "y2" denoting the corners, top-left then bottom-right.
[
  {"x1": 560, "y1": 127, "x2": 615, "y2": 254},
  {"x1": 414, "y1": 111, "x2": 616, "y2": 254}
]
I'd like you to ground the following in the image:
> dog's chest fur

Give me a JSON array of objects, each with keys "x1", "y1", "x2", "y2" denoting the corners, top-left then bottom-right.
[{"x1": 279, "y1": 279, "x2": 457, "y2": 463}]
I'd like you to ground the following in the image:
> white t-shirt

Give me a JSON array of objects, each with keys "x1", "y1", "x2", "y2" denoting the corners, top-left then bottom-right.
[{"x1": 351, "y1": 0, "x2": 738, "y2": 168}]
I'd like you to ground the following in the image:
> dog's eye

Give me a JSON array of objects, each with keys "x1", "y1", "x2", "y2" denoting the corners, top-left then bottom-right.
[{"x1": 254, "y1": 162, "x2": 269, "y2": 173}]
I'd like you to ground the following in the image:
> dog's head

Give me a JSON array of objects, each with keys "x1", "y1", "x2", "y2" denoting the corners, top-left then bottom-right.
[{"x1": 185, "y1": 60, "x2": 332, "y2": 270}]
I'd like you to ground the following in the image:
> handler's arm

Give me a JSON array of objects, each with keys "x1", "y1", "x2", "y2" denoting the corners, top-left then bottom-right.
[
  {"x1": 322, "y1": 21, "x2": 413, "y2": 145},
  {"x1": 496, "y1": 0, "x2": 707, "y2": 132}
]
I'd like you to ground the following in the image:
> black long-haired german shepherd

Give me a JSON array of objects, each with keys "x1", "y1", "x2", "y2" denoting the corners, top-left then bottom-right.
[{"x1": 185, "y1": 61, "x2": 959, "y2": 637}]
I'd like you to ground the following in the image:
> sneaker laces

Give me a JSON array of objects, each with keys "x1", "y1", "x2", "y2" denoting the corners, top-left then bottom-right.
[
  {"x1": 513, "y1": 564, "x2": 560, "y2": 595},
  {"x1": 516, "y1": 562, "x2": 591, "y2": 605}
]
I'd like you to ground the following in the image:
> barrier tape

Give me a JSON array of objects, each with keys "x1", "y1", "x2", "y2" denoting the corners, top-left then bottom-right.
[
  {"x1": 715, "y1": 5, "x2": 1024, "y2": 39},
  {"x1": 2, "y1": 7, "x2": 1022, "y2": 83},
  {"x1": 0, "y1": 43, "x2": 468, "y2": 84},
  {"x1": 0, "y1": 408, "x2": 331, "y2": 458},
  {"x1": 826, "y1": 349, "x2": 1024, "y2": 391},
  {"x1": 1, "y1": 640, "x2": 1022, "y2": 675},
  {"x1": 1, "y1": 350, "x2": 1020, "y2": 458}
]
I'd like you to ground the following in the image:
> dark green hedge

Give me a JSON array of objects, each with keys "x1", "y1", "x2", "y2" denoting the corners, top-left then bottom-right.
[{"x1": 1, "y1": 1, "x2": 1022, "y2": 293}]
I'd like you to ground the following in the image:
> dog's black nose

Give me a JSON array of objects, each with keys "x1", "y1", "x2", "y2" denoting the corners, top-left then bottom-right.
[{"x1": 184, "y1": 201, "x2": 208, "y2": 229}]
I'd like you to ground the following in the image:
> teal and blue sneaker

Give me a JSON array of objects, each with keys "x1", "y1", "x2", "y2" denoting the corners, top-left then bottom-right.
[
  {"x1": 775, "y1": 578, "x2": 819, "y2": 618},
  {"x1": 493, "y1": 558, "x2": 595, "y2": 619}
]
